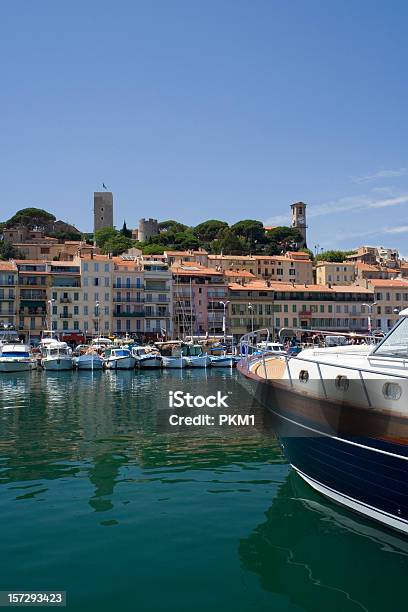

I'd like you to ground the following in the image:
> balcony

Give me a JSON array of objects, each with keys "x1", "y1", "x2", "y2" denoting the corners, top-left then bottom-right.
[
  {"x1": 113, "y1": 283, "x2": 143, "y2": 289},
  {"x1": 19, "y1": 309, "x2": 46, "y2": 316},
  {"x1": 0, "y1": 295, "x2": 15, "y2": 301},
  {"x1": 20, "y1": 290, "x2": 45, "y2": 300},
  {"x1": 60, "y1": 297, "x2": 72, "y2": 303},
  {"x1": 59, "y1": 313, "x2": 73, "y2": 319},
  {"x1": 114, "y1": 311, "x2": 145, "y2": 317},
  {"x1": 113, "y1": 297, "x2": 145, "y2": 303},
  {"x1": 145, "y1": 310, "x2": 170, "y2": 318}
]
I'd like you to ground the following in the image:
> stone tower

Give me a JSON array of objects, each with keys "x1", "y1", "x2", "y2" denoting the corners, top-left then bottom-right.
[
  {"x1": 138, "y1": 218, "x2": 159, "y2": 243},
  {"x1": 94, "y1": 192, "x2": 114, "y2": 235},
  {"x1": 291, "y1": 201, "x2": 307, "y2": 248}
]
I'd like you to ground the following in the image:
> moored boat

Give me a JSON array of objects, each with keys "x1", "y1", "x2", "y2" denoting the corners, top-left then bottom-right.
[
  {"x1": 0, "y1": 344, "x2": 36, "y2": 372},
  {"x1": 155, "y1": 341, "x2": 187, "y2": 369},
  {"x1": 104, "y1": 347, "x2": 136, "y2": 370},
  {"x1": 132, "y1": 346, "x2": 162, "y2": 369},
  {"x1": 238, "y1": 320, "x2": 408, "y2": 535},
  {"x1": 75, "y1": 351, "x2": 104, "y2": 370},
  {"x1": 41, "y1": 341, "x2": 73, "y2": 371}
]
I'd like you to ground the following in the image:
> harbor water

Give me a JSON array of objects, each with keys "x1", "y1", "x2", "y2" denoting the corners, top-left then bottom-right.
[{"x1": 0, "y1": 368, "x2": 407, "y2": 612}]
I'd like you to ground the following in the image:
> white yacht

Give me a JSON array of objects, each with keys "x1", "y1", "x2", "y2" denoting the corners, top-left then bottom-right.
[
  {"x1": 156, "y1": 342, "x2": 187, "y2": 369},
  {"x1": 132, "y1": 346, "x2": 162, "y2": 369},
  {"x1": 239, "y1": 316, "x2": 408, "y2": 535},
  {"x1": 0, "y1": 344, "x2": 36, "y2": 372},
  {"x1": 41, "y1": 341, "x2": 73, "y2": 371},
  {"x1": 104, "y1": 347, "x2": 136, "y2": 370},
  {"x1": 75, "y1": 350, "x2": 104, "y2": 370}
]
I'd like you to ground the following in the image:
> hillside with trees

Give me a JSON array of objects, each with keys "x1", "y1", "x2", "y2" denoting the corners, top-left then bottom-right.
[{"x1": 1, "y1": 207, "x2": 308, "y2": 258}]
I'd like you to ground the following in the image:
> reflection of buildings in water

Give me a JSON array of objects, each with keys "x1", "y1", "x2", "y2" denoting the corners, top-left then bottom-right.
[
  {"x1": 239, "y1": 472, "x2": 408, "y2": 612},
  {"x1": 88, "y1": 450, "x2": 129, "y2": 513}
]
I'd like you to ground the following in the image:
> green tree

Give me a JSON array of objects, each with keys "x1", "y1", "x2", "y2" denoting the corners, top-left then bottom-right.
[
  {"x1": 0, "y1": 239, "x2": 20, "y2": 260},
  {"x1": 194, "y1": 220, "x2": 228, "y2": 242},
  {"x1": 266, "y1": 226, "x2": 305, "y2": 254},
  {"x1": 231, "y1": 220, "x2": 266, "y2": 251},
  {"x1": 142, "y1": 244, "x2": 166, "y2": 255},
  {"x1": 211, "y1": 228, "x2": 249, "y2": 255},
  {"x1": 6, "y1": 207, "x2": 56, "y2": 230},
  {"x1": 158, "y1": 220, "x2": 188, "y2": 233},
  {"x1": 100, "y1": 234, "x2": 133, "y2": 256},
  {"x1": 94, "y1": 227, "x2": 119, "y2": 248},
  {"x1": 315, "y1": 250, "x2": 356, "y2": 262},
  {"x1": 121, "y1": 220, "x2": 132, "y2": 238}
]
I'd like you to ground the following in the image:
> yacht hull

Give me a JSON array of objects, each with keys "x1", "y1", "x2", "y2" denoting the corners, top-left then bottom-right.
[
  {"x1": 161, "y1": 356, "x2": 186, "y2": 369},
  {"x1": 75, "y1": 356, "x2": 104, "y2": 370},
  {"x1": 136, "y1": 356, "x2": 162, "y2": 369},
  {"x1": 0, "y1": 360, "x2": 35, "y2": 373},
  {"x1": 105, "y1": 356, "x2": 136, "y2": 370},
  {"x1": 186, "y1": 355, "x2": 211, "y2": 368},
  {"x1": 42, "y1": 358, "x2": 73, "y2": 371},
  {"x1": 210, "y1": 356, "x2": 235, "y2": 367},
  {"x1": 238, "y1": 360, "x2": 408, "y2": 535}
]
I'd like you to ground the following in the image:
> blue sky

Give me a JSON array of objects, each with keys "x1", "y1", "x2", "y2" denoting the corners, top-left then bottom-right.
[{"x1": 1, "y1": 0, "x2": 408, "y2": 253}]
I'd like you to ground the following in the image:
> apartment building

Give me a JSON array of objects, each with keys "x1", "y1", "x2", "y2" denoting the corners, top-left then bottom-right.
[
  {"x1": 315, "y1": 261, "x2": 356, "y2": 285},
  {"x1": 227, "y1": 281, "x2": 373, "y2": 340},
  {"x1": 164, "y1": 250, "x2": 209, "y2": 267},
  {"x1": 76, "y1": 255, "x2": 113, "y2": 336},
  {"x1": 48, "y1": 262, "x2": 82, "y2": 335},
  {"x1": 254, "y1": 252, "x2": 313, "y2": 283},
  {"x1": 172, "y1": 263, "x2": 227, "y2": 337},
  {"x1": 365, "y1": 279, "x2": 408, "y2": 332},
  {"x1": 112, "y1": 257, "x2": 144, "y2": 336},
  {"x1": 142, "y1": 259, "x2": 173, "y2": 338},
  {"x1": 0, "y1": 261, "x2": 17, "y2": 328},
  {"x1": 16, "y1": 260, "x2": 49, "y2": 341}
]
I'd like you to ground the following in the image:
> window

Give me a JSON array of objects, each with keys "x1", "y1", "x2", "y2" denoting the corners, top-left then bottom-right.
[
  {"x1": 74, "y1": 292, "x2": 79, "y2": 301},
  {"x1": 94, "y1": 263, "x2": 99, "y2": 272},
  {"x1": 63, "y1": 321, "x2": 68, "y2": 330},
  {"x1": 292, "y1": 304, "x2": 297, "y2": 312},
  {"x1": 94, "y1": 278, "x2": 99, "y2": 286},
  {"x1": 104, "y1": 306, "x2": 109, "y2": 315},
  {"x1": 52, "y1": 306, "x2": 57, "y2": 315},
  {"x1": 52, "y1": 292, "x2": 57, "y2": 300},
  {"x1": 94, "y1": 293, "x2": 99, "y2": 301},
  {"x1": 84, "y1": 321, "x2": 88, "y2": 331},
  {"x1": 105, "y1": 293, "x2": 109, "y2": 301},
  {"x1": 73, "y1": 321, "x2": 79, "y2": 330},
  {"x1": 105, "y1": 277, "x2": 109, "y2": 287},
  {"x1": 83, "y1": 262, "x2": 88, "y2": 272},
  {"x1": 104, "y1": 321, "x2": 109, "y2": 331},
  {"x1": 83, "y1": 292, "x2": 88, "y2": 301},
  {"x1": 383, "y1": 382, "x2": 402, "y2": 400},
  {"x1": 335, "y1": 375, "x2": 349, "y2": 391},
  {"x1": 289, "y1": 269, "x2": 295, "y2": 276},
  {"x1": 84, "y1": 306, "x2": 88, "y2": 315},
  {"x1": 104, "y1": 264, "x2": 109, "y2": 272},
  {"x1": 74, "y1": 306, "x2": 79, "y2": 315},
  {"x1": 84, "y1": 277, "x2": 88, "y2": 287}
]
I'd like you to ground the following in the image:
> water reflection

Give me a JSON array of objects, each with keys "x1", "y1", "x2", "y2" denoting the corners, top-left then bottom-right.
[{"x1": 239, "y1": 471, "x2": 408, "y2": 612}]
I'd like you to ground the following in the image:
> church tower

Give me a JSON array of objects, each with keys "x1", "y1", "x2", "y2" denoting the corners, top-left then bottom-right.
[{"x1": 291, "y1": 201, "x2": 307, "y2": 248}]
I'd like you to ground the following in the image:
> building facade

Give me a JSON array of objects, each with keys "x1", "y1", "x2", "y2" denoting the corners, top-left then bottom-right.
[
  {"x1": 227, "y1": 281, "x2": 373, "y2": 340},
  {"x1": 0, "y1": 261, "x2": 17, "y2": 329},
  {"x1": 315, "y1": 261, "x2": 356, "y2": 286}
]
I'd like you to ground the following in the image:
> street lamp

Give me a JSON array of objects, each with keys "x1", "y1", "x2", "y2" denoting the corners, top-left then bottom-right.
[
  {"x1": 362, "y1": 302, "x2": 377, "y2": 334},
  {"x1": 95, "y1": 301, "x2": 100, "y2": 336},
  {"x1": 219, "y1": 300, "x2": 230, "y2": 346},
  {"x1": 47, "y1": 299, "x2": 55, "y2": 332},
  {"x1": 248, "y1": 303, "x2": 254, "y2": 335}
]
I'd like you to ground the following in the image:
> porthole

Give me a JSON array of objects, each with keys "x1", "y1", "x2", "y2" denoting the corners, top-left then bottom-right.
[
  {"x1": 335, "y1": 375, "x2": 349, "y2": 391},
  {"x1": 299, "y1": 370, "x2": 309, "y2": 383},
  {"x1": 383, "y1": 382, "x2": 402, "y2": 401}
]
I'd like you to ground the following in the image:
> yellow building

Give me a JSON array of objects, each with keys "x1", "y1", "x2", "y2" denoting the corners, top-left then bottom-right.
[
  {"x1": 227, "y1": 281, "x2": 374, "y2": 339},
  {"x1": 315, "y1": 261, "x2": 356, "y2": 285}
]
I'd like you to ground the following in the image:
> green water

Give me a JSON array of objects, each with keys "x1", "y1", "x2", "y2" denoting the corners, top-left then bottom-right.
[{"x1": 0, "y1": 369, "x2": 407, "y2": 612}]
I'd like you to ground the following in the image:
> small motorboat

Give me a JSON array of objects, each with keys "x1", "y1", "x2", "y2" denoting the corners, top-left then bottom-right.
[
  {"x1": 132, "y1": 346, "x2": 162, "y2": 369},
  {"x1": 104, "y1": 347, "x2": 136, "y2": 370},
  {"x1": 210, "y1": 354, "x2": 236, "y2": 367},
  {"x1": 186, "y1": 354, "x2": 211, "y2": 368},
  {"x1": 41, "y1": 342, "x2": 73, "y2": 371},
  {"x1": 155, "y1": 341, "x2": 187, "y2": 369},
  {"x1": 75, "y1": 350, "x2": 104, "y2": 370},
  {"x1": 0, "y1": 344, "x2": 36, "y2": 372}
]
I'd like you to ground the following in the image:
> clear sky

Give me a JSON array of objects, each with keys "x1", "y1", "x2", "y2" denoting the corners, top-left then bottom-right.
[{"x1": 2, "y1": 0, "x2": 408, "y2": 253}]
